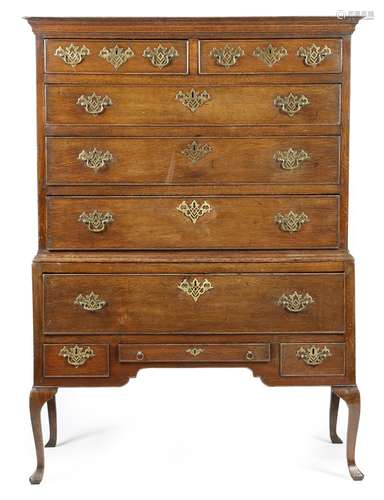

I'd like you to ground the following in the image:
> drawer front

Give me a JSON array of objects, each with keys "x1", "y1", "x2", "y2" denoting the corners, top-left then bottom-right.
[
  {"x1": 46, "y1": 196, "x2": 339, "y2": 250},
  {"x1": 43, "y1": 273, "x2": 345, "y2": 335},
  {"x1": 46, "y1": 136, "x2": 340, "y2": 186},
  {"x1": 46, "y1": 84, "x2": 340, "y2": 126},
  {"x1": 280, "y1": 343, "x2": 345, "y2": 376},
  {"x1": 199, "y1": 39, "x2": 342, "y2": 74},
  {"x1": 118, "y1": 343, "x2": 270, "y2": 363},
  {"x1": 43, "y1": 344, "x2": 110, "y2": 377},
  {"x1": 45, "y1": 39, "x2": 188, "y2": 74}
]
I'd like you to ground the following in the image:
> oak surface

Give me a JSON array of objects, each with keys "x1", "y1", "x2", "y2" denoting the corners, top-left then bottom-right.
[{"x1": 26, "y1": 16, "x2": 363, "y2": 482}]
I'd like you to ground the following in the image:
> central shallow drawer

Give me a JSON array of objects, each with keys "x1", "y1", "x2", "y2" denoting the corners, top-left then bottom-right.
[
  {"x1": 119, "y1": 343, "x2": 271, "y2": 363},
  {"x1": 46, "y1": 195, "x2": 339, "y2": 250},
  {"x1": 43, "y1": 273, "x2": 345, "y2": 334},
  {"x1": 46, "y1": 84, "x2": 340, "y2": 126},
  {"x1": 46, "y1": 136, "x2": 340, "y2": 186}
]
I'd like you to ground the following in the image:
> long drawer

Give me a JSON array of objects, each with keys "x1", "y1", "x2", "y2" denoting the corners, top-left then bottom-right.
[
  {"x1": 46, "y1": 195, "x2": 339, "y2": 250},
  {"x1": 46, "y1": 136, "x2": 340, "y2": 186},
  {"x1": 46, "y1": 84, "x2": 340, "y2": 126},
  {"x1": 43, "y1": 273, "x2": 345, "y2": 334}
]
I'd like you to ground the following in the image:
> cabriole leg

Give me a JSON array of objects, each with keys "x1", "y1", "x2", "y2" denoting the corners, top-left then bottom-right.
[
  {"x1": 332, "y1": 385, "x2": 364, "y2": 481},
  {"x1": 29, "y1": 387, "x2": 58, "y2": 484},
  {"x1": 329, "y1": 388, "x2": 342, "y2": 443},
  {"x1": 45, "y1": 395, "x2": 57, "y2": 447}
]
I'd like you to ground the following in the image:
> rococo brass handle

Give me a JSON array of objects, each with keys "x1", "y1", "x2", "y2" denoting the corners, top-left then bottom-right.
[
  {"x1": 77, "y1": 92, "x2": 112, "y2": 115},
  {"x1": 296, "y1": 345, "x2": 332, "y2": 366},
  {"x1": 78, "y1": 148, "x2": 113, "y2": 172},
  {"x1": 178, "y1": 278, "x2": 213, "y2": 303},
  {"x1": 181, "y1": 141, "x2": 213, "y2": 164},
  {"x1": 78, "y1": 210, "x2": 113, "y2": 232},
  {"x1": 297, "y1": 43, "x2": 332, "y2": 67},
  {"x1": 176, "y1": 88, "x2": 211, "y2": 112},
  {"x1": 54, "y1": 43, "x2": 90, "y2": 67},
  {"x1": 278, "y1": 291, "x2": 314, "y2": 313},
  {"x1": 274, "y1": 211, "x2": 309, "y2": 233},
  {"x1": 209, "y1": 44, "x2": 244, "y2": 68},
  {"x1": 274, "y1": 93, "x2": 310, "y2": 117},
  {"x1": 143, "y1": 44, "x2": 179, "y2": 69},
  {"x1": 74, "y1": 291, "x2": 107, "y2": 312},
  {"x1": 273, "y1": 148, "x2": 310, "y2": 170},
  {"x1": 59, "y1": 345, "x2": 95, "y2": 368},
  {"x1": 177, "y1": 200, "x2": 211, "y2": 224},
  {"x1": 136, "y1": 351, "x2": 145, "y2": 361},
  {"x1": 186, "y1": 347, "x2": 204, "y2": 357},
  {"x1": 252, "y1": 43, "x2": 288, "y2": 67},
  {"x1": 99, "y1": 44, "x2": 134, "y2": 69}
]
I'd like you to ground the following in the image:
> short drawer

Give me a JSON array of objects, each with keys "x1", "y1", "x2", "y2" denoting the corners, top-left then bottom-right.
[
  {"x1": 118, "y1": 343, "x2": 271, "y2": 363},
  {"x1": 46, "y1": 84, "x2": 340, "y2": 126},
  {"x1": 199, "y1": 39, "x2": 342, "y2": 74},
  {"x1": 46, "y1": 136, "x2": 340, "y2": 186},
  {"x1": 43, "y1": 273, "x2": 345, "y2": 335},
  {"x1": 45, "y1": 39, "x2": 188, "y2": 74},
  {"x1": 43, "y1": 344, "x2": 110, "y2": 377},
  {"x1": 280, "y1": 343, "x2": 345, "y2": 376},
  {"x1": 46, "y1": 195, "x2": 340, "y2": 250}
]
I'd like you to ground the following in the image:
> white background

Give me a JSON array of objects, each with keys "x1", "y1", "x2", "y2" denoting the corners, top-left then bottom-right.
[{"x1": 0, "y1": 1, "x2": 382, "y2": 498}]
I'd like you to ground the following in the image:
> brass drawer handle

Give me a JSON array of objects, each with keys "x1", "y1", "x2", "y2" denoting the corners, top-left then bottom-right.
[
  {"x1": 136, "y1": 351, "x2": 145, "y2": 361},
  {"x1": 77, "y1": 92, "x2": 112, "y2": 115},
  {"x1": 274, "y1": 211, "x2": 309, "y2": 233},
  {"x1": 209, "y1": 44, "x2": 244, "y2": 68},
  {"x1": 245, "y1": 351, "x2": 255, "y2": 361},
  {"x1": 177, "y1": 200, "x2": 211, "y2": 224},
  {"x1": 252, "y1": 43, "x2": 288, "y2": 67},
  {"x1": 78, "y1": 210, "x2": 113, "y2": 232},
  {"x1": 143, "y1": 44, "x2": 178, "y2": 69},
  {"x1": 54, "y1": 43, "x2": 90, "y2": 67},
  {"x1": 78, "y1": 149, "x2": 113, "y2": 172},
  {"x1": 178, "y1": 278, "x2": 213, "y2": 303},
  {"x1": 176, "y1": 88, "x2": 211, "y2": 112},
  {"x1": 74, "y1": 291, "x2": 107, "y2": 312},
  {"x1": 186, "y1": 347, "x2": 204, "y2": 357},
  {"x1": 274, "y1": 93, "x2": 310, "y2": 117},
  {"x1": 99, "y1": 44, "x2": 134, "y2": 69},
  {"x1": 296, "y1": 345, "x2": 332, "y2": 366},
  {"x1": 278, "y1": 291, "x2": 314, "y2": 313},
  {"x1": 273, "y1": 148, "x2": 310, "y2": 170},
  {"x1": 181, "y1": 141, "x2": 213, "y2": 164},
  {"x1": 297, "y1": 43, "x2": 332, "y2": 67},
  {"x1": 59, "y1": 345, "x2": 95, "y2": 368}
]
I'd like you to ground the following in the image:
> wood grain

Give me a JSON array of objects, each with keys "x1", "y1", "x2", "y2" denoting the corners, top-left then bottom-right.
[
  {"x1": 199, "y1": 38, "x2": 342, "y2": 74},
  {"x1": 46, "y1": 195, "x2": 340, "y2": 250},
  {"x1": 45, "y1": 39, "x2": 188, "y2": 74},
  {"x1": 118, "y1": 343, "x2": 271, "y2": 362},
  {"x1": 26, "y1": 16, "x2": 363, "y2": 482},
  {"x1": 280, "y1": 343, "x2": 345, "y2": 376},
  {"x1": 43, "y1": 344, "x2": 110, "y2": 377},
  {"x1": 43, "y1": 272, "x2": 345, "y2": 334},
  {"x1": 46, "y1": 84, "x2": 341, "y2": 126},
  {"x1": 46, "y1": 136, "x2": 340, "y2": 186}
]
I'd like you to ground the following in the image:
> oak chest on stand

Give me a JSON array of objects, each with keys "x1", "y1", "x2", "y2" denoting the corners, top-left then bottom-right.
[{"x1": 26, "y1": 16, "x2": 363, "y2": 483}]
